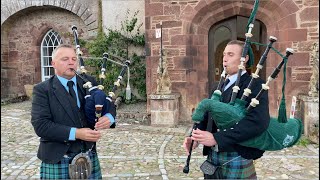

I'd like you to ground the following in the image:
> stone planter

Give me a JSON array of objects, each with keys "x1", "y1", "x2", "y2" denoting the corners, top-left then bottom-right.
[
  {"x1": 149, "y1": 93, "x2": 180, "y2": 127},
  {"x1": 24, "y1": 84, "x2": 34, "y2": 100},
  {"x1": 297, "y1": 95, "x2": 319, "y2": 144}
]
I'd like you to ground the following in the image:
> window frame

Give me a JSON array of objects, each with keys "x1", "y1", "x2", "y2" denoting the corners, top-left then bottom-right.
[{"x1": 40, "y1": 29, "x2": 63, "y2": 81}]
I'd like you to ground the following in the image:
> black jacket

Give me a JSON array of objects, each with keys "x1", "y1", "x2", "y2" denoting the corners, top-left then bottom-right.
[
  {"x1": 199, "y1": 73, "x2": 270, "y2": 160},
  {"x1": 31, "y1": 74, "x2": 116, "y2": 163}
]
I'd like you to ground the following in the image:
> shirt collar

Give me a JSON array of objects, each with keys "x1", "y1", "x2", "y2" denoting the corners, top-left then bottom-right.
[
  {"x1": 56, "y1": 75, "x2": 77, "y2": 89},
  {"x1": 225, "y1": 70, "x2": 246, "y2": 89}
]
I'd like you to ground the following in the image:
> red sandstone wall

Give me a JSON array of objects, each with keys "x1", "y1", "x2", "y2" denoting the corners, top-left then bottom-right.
[
  {"x1": 1, "y1": 7, "x2": 88, "y2": 99},
  {"x1": 145, "y1": 0, "x2": 319, "y2": 122}
]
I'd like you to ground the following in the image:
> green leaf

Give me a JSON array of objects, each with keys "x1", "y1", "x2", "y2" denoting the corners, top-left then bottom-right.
[{"x1": 83, "y1": 9, "x2": 146, "y2": 104}]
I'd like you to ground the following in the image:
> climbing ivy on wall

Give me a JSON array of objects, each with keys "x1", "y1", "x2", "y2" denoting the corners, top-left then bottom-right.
[{"x1": 82, "y1": 10, "x2": 146, "y2": 103}]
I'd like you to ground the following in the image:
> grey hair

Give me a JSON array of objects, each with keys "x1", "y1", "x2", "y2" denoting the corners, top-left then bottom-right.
[{"x1": 51, "y1": 44, "x2": 75, "y2": 60}]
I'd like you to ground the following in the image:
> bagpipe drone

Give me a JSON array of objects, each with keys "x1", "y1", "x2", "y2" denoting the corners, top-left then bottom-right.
[
  {"x1": 71, "y1": 25, "x2": 130, "y2": 127},
  {"x1": 184, "y1": 0, "x2": 303, "y2": 174}
]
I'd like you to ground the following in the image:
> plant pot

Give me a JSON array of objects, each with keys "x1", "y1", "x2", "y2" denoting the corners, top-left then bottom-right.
[{"x1": 24, "y1": 84, "x2": 34, "y2": 100}]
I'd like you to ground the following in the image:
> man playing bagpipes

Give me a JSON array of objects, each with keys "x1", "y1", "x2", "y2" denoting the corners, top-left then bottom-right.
[
  {"x1": 31, "y1": 44, "x2": 116, "y2": 179},
  {"x1": 184, "y1": 40, "x2": 269, "y2": 179},
  {"x1": 182, "y1": 0, "x2": 302, "y2": 178}
]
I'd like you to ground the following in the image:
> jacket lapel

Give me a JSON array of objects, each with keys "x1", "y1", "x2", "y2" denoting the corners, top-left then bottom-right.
[
  {"x1": 239, "y1": 73, "x2": 250, "y2": 87},
  {"x1": 52, "y1": 76, "x2": 78, "y2": 125}
]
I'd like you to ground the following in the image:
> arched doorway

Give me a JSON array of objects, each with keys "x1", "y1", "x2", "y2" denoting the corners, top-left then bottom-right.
[{"x1": 208, "y1": 16, "x2": 267, "y2": 92}]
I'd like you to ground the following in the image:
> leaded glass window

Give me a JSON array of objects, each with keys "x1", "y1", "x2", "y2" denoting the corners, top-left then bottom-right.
[{"x1": 40, "y1": 29, "x2": 62, "y2": 81}]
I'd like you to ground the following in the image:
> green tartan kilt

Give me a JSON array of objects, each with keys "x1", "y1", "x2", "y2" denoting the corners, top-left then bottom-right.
[
  {"x1": 207, "y1": 151, "x2": 257, "y2": 179},
  {"x1": 40, "y1": 150, "x2": 102, "y2": 179}
]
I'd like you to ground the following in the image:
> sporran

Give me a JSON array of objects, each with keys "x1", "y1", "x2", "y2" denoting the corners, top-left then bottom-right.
[
  {"x1": 200, "y1": 160, "x2": 219, "y2": 175},
  {"x1": 201, "y1": 155, "x2": 241, "y2": 179},
  {"x1": 69, "y1": 151, "x2": 93, "y2": 179}
]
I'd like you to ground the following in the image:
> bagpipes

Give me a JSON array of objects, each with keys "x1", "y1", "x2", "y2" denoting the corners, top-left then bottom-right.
[
  {"x1": 184, "y1": 0, "x2": 303, "y2": 174},
  {"x1": 71, "y1": 25, "x2": 130, "y2": 127},
  {"x1": 68, "y1": 25, "x2": 131, "y2": 179}
]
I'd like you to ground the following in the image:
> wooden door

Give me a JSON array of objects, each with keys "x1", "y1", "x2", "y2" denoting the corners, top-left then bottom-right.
[{"x1": 208, "y1": 16, "x2": 266, "y2": 92}]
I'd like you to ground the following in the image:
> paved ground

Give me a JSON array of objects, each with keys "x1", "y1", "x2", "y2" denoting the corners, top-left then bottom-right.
[{"x1": 1, "y1": 100, "x2": 319, "y2": 179}]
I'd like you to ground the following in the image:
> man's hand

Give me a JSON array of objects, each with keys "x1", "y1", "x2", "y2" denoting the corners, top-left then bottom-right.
[
  {"x1": 191, "y1": 128, "x2": 217, "y2": 147},
  {"x1": 183, "y1": 137, "x2": 199, "y2": 155},
  {"x1": 75, "y1": 128, "x2": 101, "y2": 142},
  {"x1": 95, "y1": 116, "x2": 111, "y2": 130}
]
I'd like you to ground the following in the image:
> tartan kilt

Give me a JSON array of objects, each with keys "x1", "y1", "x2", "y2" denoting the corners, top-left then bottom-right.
[
  {"x1": 208, "y1": 151, "x2": 257, "y2": 179},
  {"x1": 40, "y1": 150, "x2": 102, "y2": 179}
]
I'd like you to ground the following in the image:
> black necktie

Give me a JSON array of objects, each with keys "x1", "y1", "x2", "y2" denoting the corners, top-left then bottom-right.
[
  {"x1": 67, "y1": 81, "x2": 77, "y2": 103},
  {"x1": 221, "y1": 78, "x2": 230, "y2": 91}
]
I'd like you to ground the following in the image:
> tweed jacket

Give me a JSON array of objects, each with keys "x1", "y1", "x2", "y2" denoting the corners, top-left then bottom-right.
[{"x1": 31, "y1": 74, "x2": 116, "y2": 163}]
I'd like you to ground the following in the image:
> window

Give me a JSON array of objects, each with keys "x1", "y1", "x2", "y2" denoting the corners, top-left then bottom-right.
[{"x1": 41, "y1": 29, "x2": 62, "y2": 81}]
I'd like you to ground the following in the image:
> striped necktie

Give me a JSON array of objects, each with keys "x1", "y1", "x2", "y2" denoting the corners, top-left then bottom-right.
[{"x1": 221, "y1": 78, "x2": 230, "y2": 91}]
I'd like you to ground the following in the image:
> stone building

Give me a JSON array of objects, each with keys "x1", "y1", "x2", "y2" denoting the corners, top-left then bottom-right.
[
  {"x1": 144, "y1": 0, "x2": 319, "y2": 122},
  {"x1": 1, "y1": 0, "x2": 101, "y2": 100},
  {"x1": 1, "y1": 0, "x2": 319, "y2": 125},
  {"x1": 1, "y1": 0, "x2": 144, "y2": 99}
]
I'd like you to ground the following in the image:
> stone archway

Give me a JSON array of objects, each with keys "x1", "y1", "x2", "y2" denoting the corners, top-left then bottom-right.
[
  {"x1": 1, "y1": 0, "x2": 99, "y2": 33},
  {"x1": 178, "y1": 0, "x2": 310, "y2": 117},
  {"x1": 145, "y1": 0, "x2": 317, "y2": 123},
  {"x1": 1, "y1": 4, "x2": 91, "y2": 99}
]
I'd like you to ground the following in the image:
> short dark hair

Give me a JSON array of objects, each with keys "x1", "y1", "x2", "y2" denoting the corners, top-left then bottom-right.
[
  {"x1": 227, "y1": 40, "x2": 245, "y2": 47},
  {"x1": 52, "y1": 44, "x2": 75, "y2": 60},
  {"x1": 226, "y1": 40, "x2": 251, "y2": 67}
]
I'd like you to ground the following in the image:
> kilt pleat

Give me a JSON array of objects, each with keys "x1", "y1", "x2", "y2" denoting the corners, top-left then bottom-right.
[
  {"x1": 210, "y1": 151, "x2": 257, "y2": 179},
  {"x1": 40, "y1": 151, "x2": 102, "y2": 179}
]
